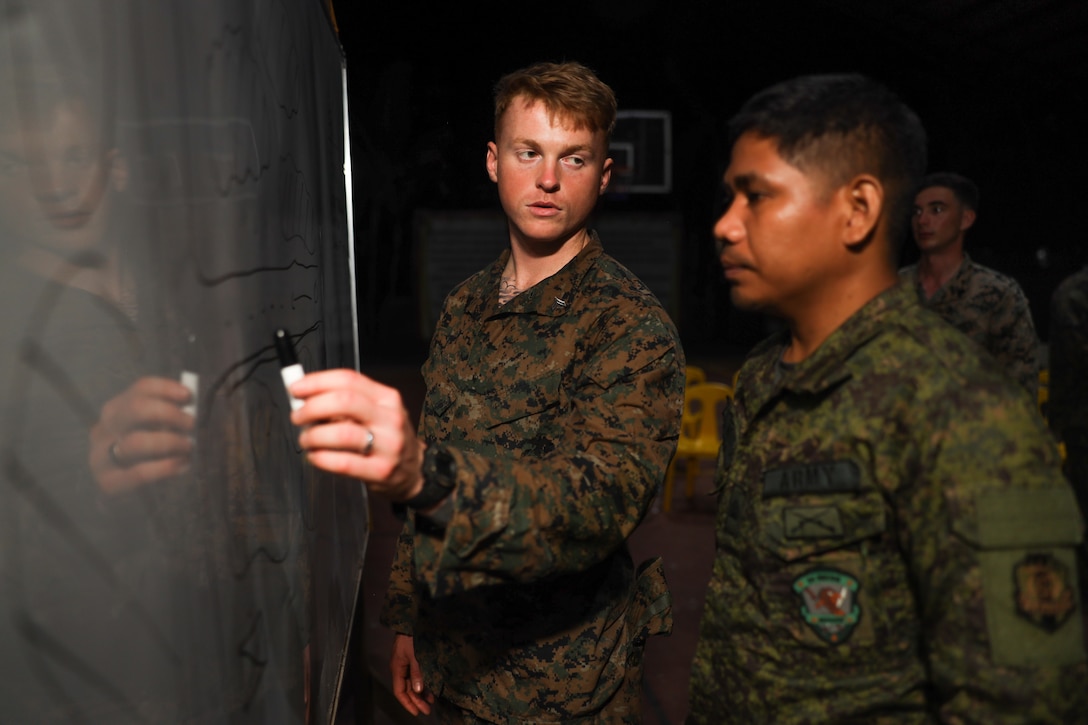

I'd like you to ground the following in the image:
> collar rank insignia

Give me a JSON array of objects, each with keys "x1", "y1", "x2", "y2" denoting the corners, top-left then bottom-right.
[
  {"x1": 1014, "y1": 553, "x2": 1077, "y2": 632},
  {"x1": 792, "y1": 569, "x2": 860, "y2": 644}
]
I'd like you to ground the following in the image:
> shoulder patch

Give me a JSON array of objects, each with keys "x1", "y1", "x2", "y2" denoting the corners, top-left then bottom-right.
[
  {"x1": 1014, "y1": 553, "x2": 1077, "y2": 631},
  {"x1": 980, "y1": 546, "x2": 1086, "y2": 666}
]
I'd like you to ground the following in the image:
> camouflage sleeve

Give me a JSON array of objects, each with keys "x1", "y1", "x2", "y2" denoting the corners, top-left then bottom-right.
[
  {"x1": 1048, "y1": 272, "x2": 1088, "y2": 516},
  {"x1": 904, "y1": 387, "x2": 1086, "y2": 721},
  {"x1": 412, "y1": 311, "x2": 684, "y2": 599},
  {"x1": 991, "y1": 282, "x2": 1040, "y2": 395},
  {"x1": 378, "y1": 521, "x2": 417, "y2": 635},
  {"x1": 379, "y1": 411, "x2": 435, "y2": 634},
  {"x1": 1048, "y1": 274, "x2": 1088, "y2": 439}
]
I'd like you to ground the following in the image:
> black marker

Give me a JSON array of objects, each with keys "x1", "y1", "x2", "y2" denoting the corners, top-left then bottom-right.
[{"x1": 274, "y1": 328, "x2": 305, "y2": 411}]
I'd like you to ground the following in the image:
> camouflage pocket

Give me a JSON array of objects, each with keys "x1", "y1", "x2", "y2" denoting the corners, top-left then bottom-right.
[
  {"x1": 630, "y1": 556, "x2": 672, "y2": 639},
  {"x1": 422, "y1": 376, "x2": 457, "y2": 421},
  {"x1": 579, "y1": 557, "x2": 674, "y2": 724},
  {"x1": 474, "y1": 370, "x2": 562, "y2": 429},
  {"x1": 954, "y1": 486, "x2": 1086, "y2": 667},
  {"x1": 759, "y1": 492, "x2": 887, "y2": 562},
  {"x1": 759, "y1": 492, "x2": 888, "y2": 647}
]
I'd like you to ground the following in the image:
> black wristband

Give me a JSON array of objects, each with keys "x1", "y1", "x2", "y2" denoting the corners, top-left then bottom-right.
[
  {"x1": 415, "y1": 495, "x2": 454, "y2": 534},
  {"x1": 404, "y1": 447, "x2": 457, "y2": 511}
]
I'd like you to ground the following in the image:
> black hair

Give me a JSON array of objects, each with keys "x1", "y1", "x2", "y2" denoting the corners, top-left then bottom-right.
[{"x1": 729, "y1": 73, "x2": 927, "y2": 251}]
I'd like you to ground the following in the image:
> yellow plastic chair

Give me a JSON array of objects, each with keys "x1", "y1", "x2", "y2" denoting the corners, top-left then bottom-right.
[
  {"x1": 1039, "y1": 368, "x2": 1069, "y2": 463},
  {"x1": 685, "y1": 365, "x2": 707, "y2": 389},
  {"x1": 662, "y1": 382, "x2": 733, "y2": 512}
]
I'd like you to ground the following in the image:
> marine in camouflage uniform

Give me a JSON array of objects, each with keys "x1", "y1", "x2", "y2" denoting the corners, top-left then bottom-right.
[
  {"x1": 1050, "y1": 265, "x2": 1088, "y2": 517},
  {"x1": 290, "y1": 60, "x2": 683, "y2": 723},
  {"x1": 900, "y1": 257, "x2": 1040, "y2": 394},
  {"x1": 381, "y1": 232, "x2": 684, "y2": 723},
  {"x1": 688, "y1": 281, "x2": 1086, "y2": 723}
]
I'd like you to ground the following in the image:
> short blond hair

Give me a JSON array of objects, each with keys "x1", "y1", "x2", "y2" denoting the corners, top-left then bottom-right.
[{"x1": 492, "y1": 61, "x2": 616, "y2": 142}]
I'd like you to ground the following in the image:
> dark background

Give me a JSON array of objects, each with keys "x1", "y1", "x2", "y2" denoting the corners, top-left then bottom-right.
[{"x1": 329, "y1": 0, "x2": 1088, "y2": 360}]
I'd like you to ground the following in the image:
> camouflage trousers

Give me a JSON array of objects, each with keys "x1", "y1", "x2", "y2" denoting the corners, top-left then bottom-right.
[{"x1": 431, "y1": 655, "x2": 648, "y2": 725}]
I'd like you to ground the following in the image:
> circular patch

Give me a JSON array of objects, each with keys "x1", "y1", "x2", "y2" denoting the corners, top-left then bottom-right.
[{"x1": 792, "y1": 569, "x2": 860, "y2": 645}]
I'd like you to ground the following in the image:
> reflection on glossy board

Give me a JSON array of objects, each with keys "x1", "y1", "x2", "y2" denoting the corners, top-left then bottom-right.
[{"x1": 0, "y1": 2, "x2": 365, "y2": 722}]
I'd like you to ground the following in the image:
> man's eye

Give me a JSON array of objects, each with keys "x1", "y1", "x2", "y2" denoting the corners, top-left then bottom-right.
[
  {"x1": 714, "y1": 188, "x2": 735, "y2": 218},
  {"x1": 745, "y1": 191, "x2": 764, "y2": 204},
  {"x1": 516, "y1": 150, "x2": 537, "y2": 160},
  {"x1": 562, "y1": 156, "x2": 585, "y2": 167}
]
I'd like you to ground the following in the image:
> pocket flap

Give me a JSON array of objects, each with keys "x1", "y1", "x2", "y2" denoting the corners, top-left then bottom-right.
[
  {"x1": 631, "y1": 556, "x2": 672, "y2": 637},
  {"x1": 422, "y1": 377, "x2": 457, "y2": 419},
  {"x1": 967, "y1": 487, "x2": 1084, "y2": 549},
  {"x1": 761, "y1": 493, "x2": 887, "y2": 562}
]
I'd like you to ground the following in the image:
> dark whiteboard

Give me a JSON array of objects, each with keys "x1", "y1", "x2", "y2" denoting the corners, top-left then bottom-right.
[{"x1": 0, "y1": 1, "x2": 365, "y2": 722}]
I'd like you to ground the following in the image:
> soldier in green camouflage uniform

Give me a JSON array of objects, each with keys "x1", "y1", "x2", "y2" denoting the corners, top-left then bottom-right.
[
  {"x1": 688, "y1": 74, "x2": 1086, "y2": 724},
  {"x1": 290, "y1": 61, "x2": 684, "y2": 723},
  {"x1": 1050, "y1": 265, "x2": 1088, "y2": 518},
  {"x1": 900, "y1": 172, "x2": 1040, "y2": 395}
]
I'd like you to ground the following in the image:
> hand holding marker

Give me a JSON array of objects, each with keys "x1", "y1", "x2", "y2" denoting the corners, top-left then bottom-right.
[{"x1": 276, "y1": 333, "x2": 425, "y2": 499}]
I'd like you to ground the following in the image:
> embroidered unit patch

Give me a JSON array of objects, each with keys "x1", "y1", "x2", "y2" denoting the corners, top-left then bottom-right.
[
  {"x1": 1014, "y1": 552, "x2": 1077, "y2": 632},
  {"x1": 792, "y1": 569, "x2": 860, "y2": 644}
]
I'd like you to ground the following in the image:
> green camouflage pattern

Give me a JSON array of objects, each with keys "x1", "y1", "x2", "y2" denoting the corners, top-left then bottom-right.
[
  {"x1": 901, "y1": 255, "x2": 1040, "y2": 394},
  {"x1": 688, "y1": 281, "x2": 1087, "y2": 724},
  {"x1": 380, "y1": 234, "x2": 684, "y2": 723},
  {"x1": 1050, "y1": 265, "x2": 1088, "y2": 516}
]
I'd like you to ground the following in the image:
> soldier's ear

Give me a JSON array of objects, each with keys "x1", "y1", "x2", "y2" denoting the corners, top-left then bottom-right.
[
  {"x1": 486, "y1": 142, "x2": 499, "y2": 183},
  {"x1": 842, "y1": 174, "x2": 882, "y2": 248},
  {"x1": 960, "y1": 208, "x2": 977, "y2": 232},
  {"x1": 598, "y1": 157, "x2": 612, "y2": 195}
]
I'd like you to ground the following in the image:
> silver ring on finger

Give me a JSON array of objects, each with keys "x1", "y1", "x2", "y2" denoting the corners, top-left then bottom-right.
[
  {"x1": 109, "y1": 441, "x2": 127, "y2": 468},
  {"x1": 362, "y1": 428, "x2": 375, "y2": 456}
]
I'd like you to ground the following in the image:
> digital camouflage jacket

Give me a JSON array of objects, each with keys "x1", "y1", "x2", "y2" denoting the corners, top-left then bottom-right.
[
  {"x1": 1050, "y1": 265, "x2": 1088, "y2": 517},
  {"x1": 900, "y1": 255, "x2": 1040, "y2": 395},
  {"x1": 688, "y1": 281, "x2": 1086, "y2": 724},
  {"x1": 381, "y1": 234, "x2": 684, "y2": 723}
]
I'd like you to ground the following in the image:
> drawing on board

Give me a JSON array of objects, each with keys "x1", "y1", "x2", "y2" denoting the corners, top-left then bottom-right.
[{"x1": 0, "y1": 1, "x2": 365, "y2": 721}]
